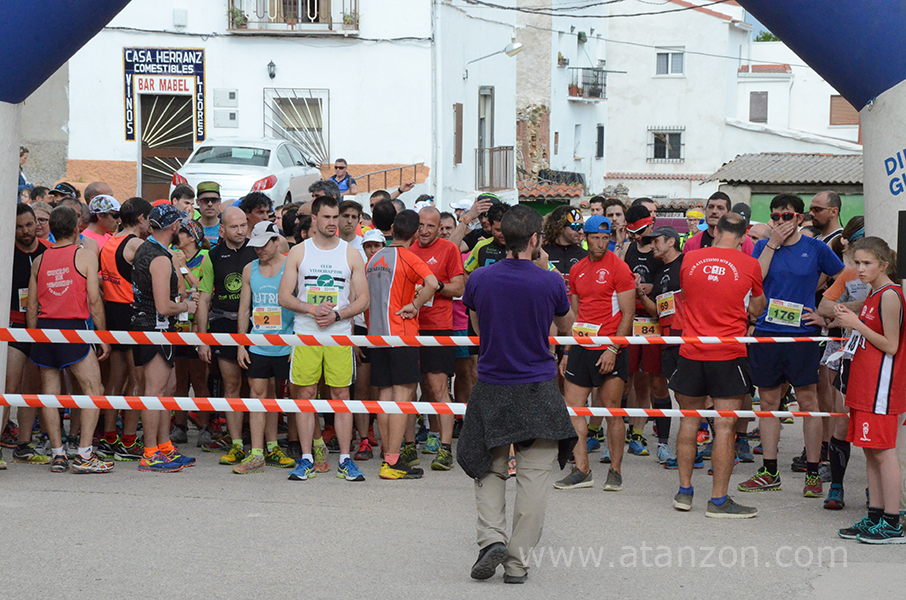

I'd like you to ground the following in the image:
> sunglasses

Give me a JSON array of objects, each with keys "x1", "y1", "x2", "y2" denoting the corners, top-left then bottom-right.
[
  {"x1": 808, "y1": 206, "x2": 829, "y2": 212},
  {"x1": 108, "y1": 212, "x2": 120, "y2": 219},
  {"x1": 198, "y1": 197, "x2": 221, "y2": 204},
  {"x1": 335, "y1": 166, "x2": 346, "y2": 170},
  {"x1": 568, "y1": 222, "x2": 584, "y2": 232},
  {"x1": 770, "y1": 212, "x2": 799, "y2": 222}
]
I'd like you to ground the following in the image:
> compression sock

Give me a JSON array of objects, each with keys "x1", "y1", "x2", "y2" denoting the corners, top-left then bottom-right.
[
  {"x1": 653, "y1": 396, "x2": 671, "y2": 444},
  {"x1": 828, "y1": 436, "x2": 851, "y2": 486},
  {"x1": 763, "y1": 459, "x2": 778, "y2": 475},
  {"x1": 820, "y1": 440, "x2": 829, "y2": 463}
]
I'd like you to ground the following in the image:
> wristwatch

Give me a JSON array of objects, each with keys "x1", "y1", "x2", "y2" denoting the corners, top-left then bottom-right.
[
  {"x1": 437, "y1": 281, "x2": 445, "y2": 292},
  {"x1": 334, "y1": 310, "x2": 342, "y2": 322},
  {"x1": 179, "y1": 267, "x2": 189, "y2": 275}
]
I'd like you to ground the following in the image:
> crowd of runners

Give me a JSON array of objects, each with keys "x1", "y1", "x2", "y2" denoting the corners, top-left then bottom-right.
[{"x1": 5, "y1": 170, "x2": 905, "y2": 544}]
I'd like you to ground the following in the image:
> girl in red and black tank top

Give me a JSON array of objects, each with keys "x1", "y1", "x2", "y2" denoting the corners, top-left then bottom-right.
[{"x1": 36, "y1": 244, "x2": 89, "y2": 320}]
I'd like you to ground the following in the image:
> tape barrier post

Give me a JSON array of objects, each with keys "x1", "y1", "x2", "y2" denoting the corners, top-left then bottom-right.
[
  {"x1": 0, "y1": 394, "x2": 846, "y2": 419},
  {"x1": 0, "y1": 328, "x2": 844, "y2": 348}
]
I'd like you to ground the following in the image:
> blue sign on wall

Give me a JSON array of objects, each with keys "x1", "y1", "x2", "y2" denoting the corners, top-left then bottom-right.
[{"x1": 123, "y1": 47, "x2": 205, "y2": 142}]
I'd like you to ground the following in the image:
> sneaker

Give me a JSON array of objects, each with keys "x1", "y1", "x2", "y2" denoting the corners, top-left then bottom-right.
[
  {"x1": 288, "y1": 458, "x2": 316, "y2": 481},
  {"x1": 602, "y1": 468, "x2": 623, "y2": 491},
  {"x1": 752, "y1": 396, "x2": 760, "y2": 406},
  {"x1": 354, "y1": 438, "x2": 374, "y2": 461},
  {"x1": 749, "y1": 427, "x2": 760, "y2": 440},
  {"x1": 600, "y1": 447, "x2": 611, "y2": 464},
  {"x1": 839, "y1": 515, "x2": 877, "y2": 540},
  {"x1": 753, "y1": 443, "x2": 763, "y2": 455},
  {"x1": 169, "y1": 425, "x2": 188, "y2": 444},
  {"x1": 432, "y1": 448, "x2": 454, "y2": 471},
  {"x1": 700, "y1": 442, "x2": 713, "y2": 460},
  {"x1": 265, "y1": 446, "x2": 295, "y2": 468},
  {"x1": 737, "y1": 468, "x2": 781, "y2": 492},
  {"x1": 857, "y1": 520, "x2": 906, "y2": 544},
  {"x1": 12, "y1": 445, "x2": 50, "y2": 464},
  {"x1": 71, "y1": 453, "x2": 115, "y2": 474},
  {"x1": 470, "y1": 542, "x2": 508, "y2": 580},
  {"x1": 663, "y1": 452, "x2": 705, "y2": 470},
  {"x1": 0, "y1": 454, "x2": 5, "y2": 470},
  {"x1": 138, "y1": 451, "x2": 184, "y2": 473},
  {"x1": 96, "y1": 438, "x2": 118, "y2": 459},
  {"x1": 313, "y1": 442, "x2": 330, "y2": 473},
  {"x1": 196, "y1": 428, "x2": 213, "y2": 448},
  {"x1": 415, "y1": 420, "x2": 428, "y2": 444},
  {"x1": 452, "y1": 418, "x2": 463, "y2": 439},
  {"x1": 819, "y1": 461, "x2": 832, "y2": 483},
  {"x1": 233, "y1": 454, "x2": 266, "y2": 474},
  {"x1": 594, "y1": 428, "x2": 607, "y2": 442},
  {"x1": 337, "y1": 458, "x2": 366, "y2": 481},
  {"x1": 803, "y1": 474, "x2": 824, "y2": 498},
  {"x1": 219, "y1": 445, "x2": 245, "y2": 466},
  {"x1": 114, "y1": 439, "x2": 144, "y2": 461},
  {"x1": 696, "y1": 428, "x2": 711, "y2": 445},
  {"x1": 400, "y1": 442, "x2": 419, "y2": 467},
  {"x1": 1, "y1": 421, "x2": 19, "y2": 448},
  {"x1": 628, "y1": 434, "x2": 649, "y2": 456},
  {"x1": 625, "y1": 427, "x2": 632, "y2": 444},
  {"x1": 791, "y1": 447, "x2": 807, "y2": 472},
  {"x1": 321, "y1": 425, "x2": 337, "y2": 445},
  {"x1": 656, "y1": 443, "x2": 675, "y2": 464},
  {"x1": 379, "y1": 459, "x2": 424, "y2": 480},
  {"x1": 554, "y1": 466, "x2": 594, "y2": 490},
  {"x1": 285, "y1": 440, "x2": 302, "y2": 460},
  {"x1": 201, "y1": 434, "x2": 231, "y2": 452},
  {"x1": 507, "y1": 455, "x2": 516, "y2": 477},
  {"x1": 673, "y1": 491, "x2": 693, "y2": 511},
  {"x1": 735, "y1": 438, "x2": 754, "y2": 463},
  {"x1": 50, "y1": 455, "x2": 68, "y2": 473},
  {"x1": 706, "y1": 497, "x2": 758, "y2": 519},
  {"x1": 325, "y1": 436, "x2": 340, "y2": 453},
  {"x1": 824, "y1": 484, "x2": 845, "y2": 510},
  {"x1": 166, "y1": 449, "x2": 196, "y2": 468},
  {"x1": 367, "y1": 426, "x2": 378, "y2": 447},
  {"x1": 587, "y1": 436, "x2": 601, "y2": 453},
  {"x1": 422, "y1": 433, "x2": 441, "y2": 454}
]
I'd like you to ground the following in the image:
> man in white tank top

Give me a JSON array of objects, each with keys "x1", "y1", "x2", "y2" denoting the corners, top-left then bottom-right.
[{"x1": 279, "y1": 196, "x2": 370, "y2": 482}]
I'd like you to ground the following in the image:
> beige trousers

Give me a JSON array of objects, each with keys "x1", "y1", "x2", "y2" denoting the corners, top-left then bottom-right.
[{"x1": 474, "y1": 438, "x2": 559, "y2": 577}]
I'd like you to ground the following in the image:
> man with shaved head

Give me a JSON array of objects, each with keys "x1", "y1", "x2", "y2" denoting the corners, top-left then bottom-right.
[
  {"x1": 409, "y1": 206, "x2": 466, "y2": 470},
  {"x1": 747, "y1": 222, "x2": 771, "y2": 244},
  {"x1": 808, "y1": 190, "x2": 843, "y2": 246},
  {"x1": 196, "y1": 206, "x2": 257, "y2": 463}
]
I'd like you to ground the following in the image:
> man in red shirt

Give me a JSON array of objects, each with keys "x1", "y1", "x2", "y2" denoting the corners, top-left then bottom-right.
[
  {"x1": 409, "y1": 207, "x2": 465, "y2": 470},
  {"x1": 556, "y1": 216, "x2": 636, "y2": 491},
  {"x1": 670, "y1": 213, "x2": 765, "y2": 517}
]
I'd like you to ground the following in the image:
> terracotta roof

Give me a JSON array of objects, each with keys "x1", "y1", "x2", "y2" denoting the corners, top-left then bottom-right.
[
  {"x1": 707, "y1": 152, "x2": 863, "y2": 185},
  {"x1": 738, "y1": 64, "x2": 792, "y2": 74},
  {"x1": 664, "y1": 0, "x2": 732, "y2": 21},
  {"x1": 517, "y1": 181, "x2": 582, "y2": 200},
  {"x1": 656, "y1": 199, "x2": 707, "y2": 210},
  {"x1": 606, "y1": 172, "x2": 710, "y2": 181}
]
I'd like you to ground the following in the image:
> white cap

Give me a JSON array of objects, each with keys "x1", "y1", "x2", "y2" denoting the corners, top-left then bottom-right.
[
  {"x1": 450, "y1": 199, "x2": 472, "y2": 211},
  {"x1": 248, "y1": 220, "x2": 281, "y2": 248},
  {"x1": 362, "y1": 229, "x2": 385, "y2": 245},
  {"x1": 413, "y1": 200, "x2": 434, "y2": 213}
]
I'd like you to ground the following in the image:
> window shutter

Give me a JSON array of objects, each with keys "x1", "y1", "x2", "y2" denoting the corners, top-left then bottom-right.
[
  {"x1": 749, "y1": 91, "x2": 768, "y2": 123},
  {"x1": 656, "y1": 53, "x2": 669, "y2": 75},
  {"x1": 453, "y1": 103, "x2": 463, "y2": 165},
  {"x1": 596, "y1": 125, "x2": 604, "y2": 158},
  {"x1": 829, "y1": 95, "x2": 859, "y2": 126}
]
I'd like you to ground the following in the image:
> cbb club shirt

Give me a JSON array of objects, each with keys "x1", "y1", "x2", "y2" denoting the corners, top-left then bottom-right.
[
  {"x1": 408, "y1": 237, "x2": 465, "y2": 330},
  {"x1": 679, "y1": 247, "x2": 763, "y2": 362},
  {"x1": 569, "y1": 251, "x2": 635, "y2": 346}
]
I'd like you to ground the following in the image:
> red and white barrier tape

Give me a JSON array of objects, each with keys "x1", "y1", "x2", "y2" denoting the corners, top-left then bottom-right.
[
  {"x1": 0, "y1": 328, "x2": 842, "y2": 348},
  {"x1": 0, "y1": 394, "x2": 846, "y2": 419}
]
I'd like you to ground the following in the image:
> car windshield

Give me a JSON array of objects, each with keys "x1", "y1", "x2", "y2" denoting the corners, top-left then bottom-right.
[{"x1": 190, "y1": 146, "x2": 270, "y2": 167}]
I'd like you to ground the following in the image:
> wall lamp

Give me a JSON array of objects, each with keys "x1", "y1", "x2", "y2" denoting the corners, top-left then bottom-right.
[{"x1": 463, "y1": 42, "x2": 524, "y2": 80}]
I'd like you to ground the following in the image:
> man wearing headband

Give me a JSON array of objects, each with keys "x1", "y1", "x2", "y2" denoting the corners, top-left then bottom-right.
[
  {"x1": 681, "y1": 209, "x2": 704, "y2": 249},
  {"x1": 542, "y1": 206, "x2": 588, "y2": 296},
  {"x1": 683, "y1": 192, "x2": 755, "y2": 255}
]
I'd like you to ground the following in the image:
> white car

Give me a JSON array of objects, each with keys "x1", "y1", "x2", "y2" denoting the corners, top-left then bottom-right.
[{"x1": 170, "y1": 137, "x2": 322, "y2": 205}]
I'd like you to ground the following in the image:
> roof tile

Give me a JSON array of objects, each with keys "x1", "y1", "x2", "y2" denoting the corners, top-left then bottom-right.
[
  {"x1": 517, "y1": 181, "x2": 583, "y2": 200},
  {"x1": 706, "y1": 152, "x2": 863, "y2": 185}
]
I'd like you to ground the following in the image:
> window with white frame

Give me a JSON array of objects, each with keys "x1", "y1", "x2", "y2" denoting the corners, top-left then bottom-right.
[
  {"x1": 655, "y1": 48, "x2": 684, "y2": 75},
  {"x1": 648, "y1": 126, "x2": 684, "y2": 162}
]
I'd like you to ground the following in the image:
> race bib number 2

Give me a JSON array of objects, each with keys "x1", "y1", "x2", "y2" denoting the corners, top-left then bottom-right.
[
  {"x1": 307, "y1": 286, "x2": 339, "y2": 306},
  {"x1": 766, "y1": 298, "x2": 803, "y2": 328},
  {"x1": 253, "y1": 307, "x2": 282, "y2": 331}
]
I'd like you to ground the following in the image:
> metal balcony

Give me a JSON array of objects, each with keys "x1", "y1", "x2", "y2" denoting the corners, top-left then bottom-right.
[{"x1": 567, "y1": 67, "x2": 607, "y2": 102}]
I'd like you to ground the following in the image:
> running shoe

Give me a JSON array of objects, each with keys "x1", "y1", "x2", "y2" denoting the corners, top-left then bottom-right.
[
  {"x1": 325, "y1": 436, "x2": 340, "y2": 453},
  {"x1": 452, "y1": 418, "x2": 463, "y2": 439},
  {"x1": 790, "y1": 447, "x2": 807, "y2": 472},
  {"x1": 0, "y1": 454, "x2": 5, "y2": 470},
  {"x1": 219, "y1": 445, "x2": 245, "y2": 466},
  {"x1": 656, "y1": 443, "x2": 675, "y2": 464},
  {"x1": 751, "y1": 396, "x2": 760, "y2": 406},
  {"x1": 169, "y1": 425, "x2": 188, "y2": 444},
  {"x1": 337, "y1": 458, "x2": 366, "y2": 481},
  {"x1": 1, "y1": 422, "x2": 18, "y2": 448},
  {"x1": 803, "y1": 474, "x2": 823, "y2": 498},
  {"x1": 663, "y1": 452, "x2": 705, "y2": 470},
  {"x1": 737, "y1": 468, "x2": 781, "y2": 492},
  {"x1": 379, "y1": 459, "x2": 424, "y2": 480},
  {"x1": 700, "y1": 442, "x2": 713, "y2": 460},
  {"x1": 432, "y1": 448, "x2": 454, "y2": 471},
  {"x1": 508, "y1": 455, "x2": 516, "y2": 477},
  {"x1": 313, "y1": 442, "x2": 330, "y2": 473},
  {"x1": 824, "y1": 484, "x2": 845, "y2": 510},
  {"x1": 600, "y1": 447, "x2": 611, "y2": 464},
  {"x1": 602, "y1": 468, "x2": 623, "y2": 492},
  {"x1": 422, "y1": 433, "x2": 441, "y2": 454},
  {"x1": 285, "y1": 440, "x2": 302, "y2": 460},
  {"x1": 753, "y1": 443, "x2": 763, "y2": 455},
  {"x1": 96, "y1": 438, "x2": 118, "y2": 459},
  {"x1": 819, "y1": 461, "x2": 832, "y2": 483},
  {"x1": 839, "y1": 515, "x2": 877, "y2": 540},
  {"x1": 749, "y1": 427, "x2": 760, "y2": 440},
  {"x1": 196, "y1": 428, "x2": 213, "y2": 448},
  {"x1": 705, "y1": 497, "x2": 758, "y2": 519},
  {"x1": 138, "y1": 451, "x2": 184, "y2": 473},
  {"x1": 288, "y1": 458, "x2": 316, "y2": 481},
  {"x1": 201, "y1": 434, "x2": 231, "y2": 452},
  {"x1": 587, "y1": 436, "x2": 601, "y2": 453},
  {"x1": 553, "y1": 466, "x2": 594, "y2": 490},
  {"x1": 628, "y1": 433, "x2": 649, "y2": 456},
  {"x1": 594, "y1": 428, "x2": 607, "y2": 442},
  {"x1": 696, "y1": 428, "x2": 710, "y2": 445},
  {"x1": 735, "y1": 437, "x2": 754, "y2": 463},
  {"x1": 354, "y1": 438, "x2": 374, "y2": 461},
  {"x1": 114, "y1": 439, "x2": 144, "y2": 461},
  {"x1": 233, "y1": 454, "x2": 266, "y2": 474},
  {"x1": 625, "y1": 427, "x2": 632, "y2": 444},
  {"x1": 50, "y1": 455, "x2": 68, "y2": 473},
  {"x1": 708, "y1": 456, "x2": 739, "y2": 475},
  {"x1": 400, "y1": 442, "x2": 419, "y2": 467},
  {"x1": 367, "y1": 426, "x2": 378, "y2": 447},
  {"x1": 673, "y1": 491, "x2": 693, "y2": 511},
  {"x1": 166, "y1": 449, "x2": 196, "y2": 468},
  {"x1": 12, "y1": 445, "x2": 50, "y2": 464},
  {"x1": 857, "y1": 520, "x2": 906, "y2": 544},
  {"x1": 71, "y1": 453, "x2": 115, "y2": 474},
  {"x1": 321, "y1": 425, "x2": 338, "y2": 445},
  {"x1": 415, "y1": 420, "x2": 428, "y2": 444},
  {"x1": 265, "y1": 446, "x2": 295, "y2": 468}
]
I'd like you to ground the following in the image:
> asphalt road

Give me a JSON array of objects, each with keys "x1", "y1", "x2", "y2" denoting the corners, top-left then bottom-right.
[{"x1": 1, "y1": 417, "x2": 903, "y2": 599}]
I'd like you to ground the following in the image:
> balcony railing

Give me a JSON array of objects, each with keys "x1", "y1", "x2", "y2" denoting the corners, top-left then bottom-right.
[
  {"x1": 476, "y1": 146, "x2": 515, "y2": 192},
  {"x1": 229, "y1": 0, "x2": 359, "y2": 34},
  {"x1": 567, "y1": 67, "x2": 607, "y2": 101}
]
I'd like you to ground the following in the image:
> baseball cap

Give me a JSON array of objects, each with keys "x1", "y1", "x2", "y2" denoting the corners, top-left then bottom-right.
[
  {"x1": 450, "y1": 199, "x2": 472, "y2": 211},
  {"x1": 248, "y1": 221, "x2": 281, "y2": 248},
  {"x1": 49, "y1": 182, "x2": 77, "y2": 198},
  {"x1": 476, "y1": 193, "x2": 500, "y2": 205},
  {"x1": 89, "y1": 194, "x2": 121, "y2": 214},
  {"x1": 180, "y1": 218, "x2": 205, "y2": 247},
  {"x1": 414, "y1": 200, "x2": 434, "y2": 213},
  {"x1": 197, "y1": 181, "x2": 221, "y2": 197},
  {"x1": 626, "y1": 205, "x2": 654, "y2": 233},
  {"x1": 732, "y1": 203, "x2": 752, "y2": 226},
  {"x1": 362, "y1": 229, "x2": 385, "y2": 245},
  {"x1": 642, "y1": 226, "x2": 681, "y2": 245},
  {"x1": 149, "y1": 204, "x2": 185, "y2": 229},
  {"x1": 584, "y1": 215, "x2": 612, "y2": 234}
]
